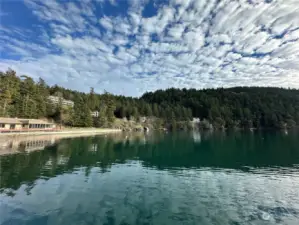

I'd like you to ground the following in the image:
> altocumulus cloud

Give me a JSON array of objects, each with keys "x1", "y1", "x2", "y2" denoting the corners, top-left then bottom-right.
[{"x1": 0, "y1": 0, "x2": 299, "y2": 96}]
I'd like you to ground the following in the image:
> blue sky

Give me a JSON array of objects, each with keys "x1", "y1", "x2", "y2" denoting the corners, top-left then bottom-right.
[{"x1": 1, "y1": 0, "x2": 299, "y2": 96}]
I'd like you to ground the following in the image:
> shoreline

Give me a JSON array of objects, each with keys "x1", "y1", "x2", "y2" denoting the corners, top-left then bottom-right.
[
  {"x1": 0, "y1": 129, "x2": 122, "y2": 156},
  {"x1": 0, "y1": 128, "x2": 122, "y2": 137}
]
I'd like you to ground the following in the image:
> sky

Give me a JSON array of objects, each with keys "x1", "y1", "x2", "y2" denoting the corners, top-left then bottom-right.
[{"x1": 0, "y1": 0, "x2": 299, "y2": 96}]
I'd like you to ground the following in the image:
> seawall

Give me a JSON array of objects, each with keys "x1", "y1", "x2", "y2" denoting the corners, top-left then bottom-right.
[{"x1": 0, "y1": 128, "x2": 122, "y2": 137}]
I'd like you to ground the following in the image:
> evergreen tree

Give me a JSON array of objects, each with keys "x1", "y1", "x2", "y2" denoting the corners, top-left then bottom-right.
[
  {"x1": 87, "y1": 87, "x2": 98, "y2": 111},
  {"x1": 104, "y1": 92, "x2": 115, "y2": 125},
  {"x1": 152, "y1": 103, "x2": 159, "y2": 117},
  {"x1": 131, "y1": 106, "x2": 139, "y2": 121},
  {"x1": 0, "y1": 70, "x2": 20, "y2": 116},
  {"x1": 94, "y1": 106, "x2": 108, "y2": 128},
  {"x1": 82, "y1": 104, "x2": 93, "y2": 127},
  {"x1": 36, "y1": 78, "x2": 49, "y2": 118},
  {"x1": 73, "y1": 98, "x2": 92, "y2": 127},
  {"x1": 144, "y1": 104, "x2": 152, "y2": 117},
  {"x1": 0, "y1": 88, "x2": 12, "y2": 116}
]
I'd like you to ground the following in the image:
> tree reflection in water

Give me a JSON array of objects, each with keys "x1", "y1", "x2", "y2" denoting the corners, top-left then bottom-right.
[{"x1": 1, "y1": 130, "x2": 299, "y2": 195}]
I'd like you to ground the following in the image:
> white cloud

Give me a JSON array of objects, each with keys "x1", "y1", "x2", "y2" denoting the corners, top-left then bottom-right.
[
  {"x1": 167, "y1": 24, "x2": 185, "y2": 40},
  {"x1": 52, "y1": 36, "x2": 112, "y2": 54},
  {"x1": 49, "y1": 23, "x2": 72, "y2": 35},
  {"x1": 272, "y1": 42, "x2": 299, "y2": 57},
  {"x1": 99, "y1": 16, "x2": 114, "y2": 31},
  {"x1": 239, "y1": 32, "x2": 269, "y2": 54},
  {"x1": 256, "y1": 38, "x2": 281, "y2": 54},
  {"x1": 114, "y1": 18, "x2": 131, "y2": 35},
  {"x1": 141, "y1": 5, "x2": 175, "y2": 35},
  {"x1": 183, "y1": 28, "x2": 205, "y2": 51},
  {"x1": 1, "y1": 0, "x2": 299, "y2": 96}
]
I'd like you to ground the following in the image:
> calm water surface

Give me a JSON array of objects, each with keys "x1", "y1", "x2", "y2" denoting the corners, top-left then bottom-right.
[{"x1": 1, "y1": 131, "x2": 299, "y2": 225}]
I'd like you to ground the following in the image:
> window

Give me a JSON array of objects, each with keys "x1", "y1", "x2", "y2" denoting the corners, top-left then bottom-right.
[{"x1": 0, "y1": 124, "x2": 5, "y2": 128}]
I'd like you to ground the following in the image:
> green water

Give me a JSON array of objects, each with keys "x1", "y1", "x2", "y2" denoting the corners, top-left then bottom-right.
[{"x1": 1, "y1": 131, "x2": 299, "y2": 225}]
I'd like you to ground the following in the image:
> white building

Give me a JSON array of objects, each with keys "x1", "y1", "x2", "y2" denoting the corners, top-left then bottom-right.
[
  {"x1": 91, "y1": 111, "x2": 99, "y2": 117},
  {"x1": 0, "y1": 117, "x2": 55, "y2": 131},
  {"x1": 48, "y1": 96, "x2": 74, "y2": 108},
  {"x1": 192, "y1": 118, "x2": 200, "y2": 123}
]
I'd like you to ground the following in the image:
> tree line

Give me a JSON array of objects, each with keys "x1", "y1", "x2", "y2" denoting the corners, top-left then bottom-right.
[
  {"x1": 141, "y1": 87, "x2": 299, "y2": 129},
  {"x1": 1, "y1": 69, "x2": 299, "y2": 129},
  {"x1": 0, "y1": 69, "x2": 192, "y2": 129}
]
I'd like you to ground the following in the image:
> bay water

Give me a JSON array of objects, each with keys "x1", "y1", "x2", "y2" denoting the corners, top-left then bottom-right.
[{"x1": 1, "y1": 131, "x2": 299, "y2": 225}]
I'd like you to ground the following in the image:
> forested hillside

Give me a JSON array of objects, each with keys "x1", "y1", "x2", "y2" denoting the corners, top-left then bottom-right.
[
  {"x1": 1, "y1": 69, "x2": 299, "y2": 129},
  {"x1": 142, "y1": 87, "x2": 299, "y2": 129},
  {"x1": 0, "y1": 69, "x2": 192, "y2": 129}
]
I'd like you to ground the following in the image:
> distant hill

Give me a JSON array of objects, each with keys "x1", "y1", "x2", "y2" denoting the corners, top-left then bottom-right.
[{"x1": 141, "y1": 87, "x2": 299, "y2": 129}]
